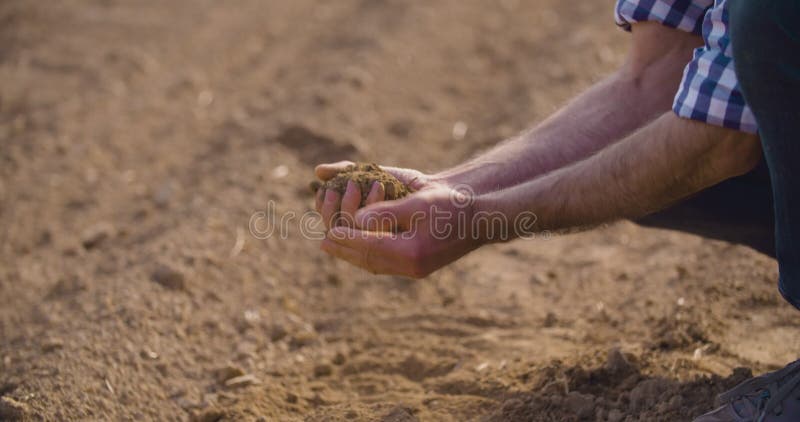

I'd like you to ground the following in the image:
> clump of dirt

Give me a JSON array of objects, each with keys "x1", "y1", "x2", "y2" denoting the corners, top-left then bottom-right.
[{"x1": 311, "y1": 162, "x2": 411, "y2": 206}]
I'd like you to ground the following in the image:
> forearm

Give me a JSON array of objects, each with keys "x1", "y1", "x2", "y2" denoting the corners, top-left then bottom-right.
[
  {"x1": 475, "y1": 113, "x2": 761, "y2": 238},
  {"x1": 434, "y1": 22, "x2": 701, "y2": 193}
]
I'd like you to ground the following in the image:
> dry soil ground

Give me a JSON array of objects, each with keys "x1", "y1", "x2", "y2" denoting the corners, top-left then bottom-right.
[{"x1": 1, "y1": 1, "x2": 799, "y2": 421}]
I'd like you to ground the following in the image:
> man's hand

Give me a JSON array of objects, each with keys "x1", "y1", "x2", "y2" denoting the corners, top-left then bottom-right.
[
  {"x1": 314, "y1": 162, "x2": 483, "y2": 278},
  {"x1": 313, "y1": 161, "x2": 429, "y2": 229}
]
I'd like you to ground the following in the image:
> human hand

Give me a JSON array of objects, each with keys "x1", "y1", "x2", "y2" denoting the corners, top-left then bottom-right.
[
  {"x1": 315, "y1": 162, "x2": 486, "y2": 278},
  {"x1": 313, "y1": 161, "x2": 428, "y2": 229}
]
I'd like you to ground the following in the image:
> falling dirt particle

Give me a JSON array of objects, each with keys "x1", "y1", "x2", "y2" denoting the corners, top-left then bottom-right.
[
  {"x1": 313, "y1": 363, "x2": 333, "y2": 378},
  {"x1": 80, "y1": 222, "x2": 115, "y2": 249},
  {"x1": 41, "y1": 338, "x2": 64, "y2": 353},
  {"x1": 286, "y1": 392, "x2": 298, "y2": 404},
  {"x1": 224, "y1": 374, "x2": 261, "y2": 388},
  {"x1": 0, "y1": 396, "x2": 29, "y2": 421},
  {"x1": 215, "y1": 365, "x2": 246, "y2": 383},
  {"x1": 151, "y1": 264, "x2": 186, "y2": 291},
  {"x1": 312, "y1": 162, "x2": 411, "y2": 206}
]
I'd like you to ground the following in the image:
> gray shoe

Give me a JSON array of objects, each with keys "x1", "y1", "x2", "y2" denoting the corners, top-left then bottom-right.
[{"x1": 693, "y1": 360, "x2": 800, "y2": 421}]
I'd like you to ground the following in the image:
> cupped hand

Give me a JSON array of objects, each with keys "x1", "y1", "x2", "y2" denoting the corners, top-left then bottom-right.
[
  {"x1": 315, "y1": 162, "x2": 485, "y2": 278},
  {"x1": 313, "y1": 161, "x2": 429, "y2": 229}
]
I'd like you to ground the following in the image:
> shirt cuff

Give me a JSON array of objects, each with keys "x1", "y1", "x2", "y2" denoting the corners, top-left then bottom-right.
[{"x1": 673, "y1": 48, "x2": 759, "y2": 134}]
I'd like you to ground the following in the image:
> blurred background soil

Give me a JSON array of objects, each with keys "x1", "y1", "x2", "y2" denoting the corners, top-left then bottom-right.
[{"x1": 1, "y1": 1, "x2": 798, "y2": 421}]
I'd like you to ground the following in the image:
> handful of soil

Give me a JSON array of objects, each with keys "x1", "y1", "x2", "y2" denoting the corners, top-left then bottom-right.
[{"x1": 311, "y1": 162, "x2": 411, "y2": 207}]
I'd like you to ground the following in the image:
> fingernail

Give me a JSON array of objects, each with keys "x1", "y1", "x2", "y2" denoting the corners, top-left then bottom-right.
[
  {"x1": 369, "y1": 181, "x2": 378, "y2": 191},
  {"x1": 347, "y1": 180, "x2": 357, "y2": 193}
]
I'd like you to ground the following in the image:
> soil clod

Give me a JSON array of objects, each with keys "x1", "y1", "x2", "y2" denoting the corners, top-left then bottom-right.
[
  {"x1": 314, "y1": 363, "x2": 333, "y2": 378},
  {"x1": 311, "y1": 162, "x2": 412, "y2": 207},
  {"x1": 80, "y1": 222, "x2": 115, "y2": 250}
]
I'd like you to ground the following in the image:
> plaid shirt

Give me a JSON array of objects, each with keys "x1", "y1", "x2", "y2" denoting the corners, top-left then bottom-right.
[{"x1": 615, "y1": 0, "x2": 758, "y2": 134}]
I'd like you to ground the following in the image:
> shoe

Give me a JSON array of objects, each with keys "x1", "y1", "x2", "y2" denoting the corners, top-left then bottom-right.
[{"x1": 693, "y1": 359, "x2": 800, "y2": 421}]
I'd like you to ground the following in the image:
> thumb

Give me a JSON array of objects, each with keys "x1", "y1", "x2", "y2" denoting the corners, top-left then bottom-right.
[
  {"x1": 315, "y1": 161, "x2": 355, "y2": 181},
  {"x1": 355, "y1": 196, "x2": 427, "y2": 232}
]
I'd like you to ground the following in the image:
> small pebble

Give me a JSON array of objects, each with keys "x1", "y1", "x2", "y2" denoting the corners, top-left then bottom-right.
[
  {"x1": 191, "y1": 408, "x2": 224, "y2": 422},
  {"x1": 224, "y1": 374, "x2": 261, "y2": 388},
  {"x1": 332, "y1": 352, "x2": 346, "y2": 366},
  {"x1": 0, "y1": 396, "x2": 29, "y2": 420},
  {"x1": 41, "y1": 338, "x2": 64, "y2": 353},
  {"x1": 215, "y1": 365, "x2": 245, "y2": 383},
  {"x1": 314, "y1": 363, "x2": 332, "y2": 377},
  {"x1": 608, "y1": 409, "x2": 624, "y2": 422},
  {"x1": 80, "y1": 222, "x2": 115, "y2": 249},
  {"x1": 151, "y1": 264, "x2": 186, "y2": 291}
]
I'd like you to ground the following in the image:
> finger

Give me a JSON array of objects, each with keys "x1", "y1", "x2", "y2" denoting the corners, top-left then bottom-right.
[
  {"x1": 354, "y1": 196, "x2": 425, "y2": 232},
  {"x1": 321, "y1": 189, "x2": 342, "y2": 229},
  {"x1": 364, "y1": 181, "x2": 385, "y2": 206},
  {"x1": 321, "y1": 239, "x2": 396, "y2": 275},
  {"x1": 315, "y1": 187, "x2": 325, "y2": 214},
  {"x1": 321, "y1": 229, "x2": 409, "y2": 275},
  {"x1": 315, "y1": 161, "x2": 355, "y2": 181},
  {"x1": 339, "y1": 180, "x2": 361, "y2": 227}
]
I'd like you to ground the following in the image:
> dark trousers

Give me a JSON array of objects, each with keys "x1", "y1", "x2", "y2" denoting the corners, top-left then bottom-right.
[{"x1": 637, "y1": 0, "x2": 800, "y2": 310}]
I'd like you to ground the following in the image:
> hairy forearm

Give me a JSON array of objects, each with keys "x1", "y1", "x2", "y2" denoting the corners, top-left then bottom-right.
[
  {"x1": 434, "y1": 72, "x2": 666, "y2": 192},
  {"x1": 475, "y1": 113, "x2": 761, "y2": 238},
  {"x1": 434, "y1": 22, "x2": 701, "y2": 194}
]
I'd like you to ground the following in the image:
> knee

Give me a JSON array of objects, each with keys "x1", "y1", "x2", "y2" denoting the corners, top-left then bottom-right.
[
  {"x1": 730, "y1": 0, "x2": 800, "y2": 58},
  {"x1": 729, "y1": 0, "x2": 768, "y2": 61}
]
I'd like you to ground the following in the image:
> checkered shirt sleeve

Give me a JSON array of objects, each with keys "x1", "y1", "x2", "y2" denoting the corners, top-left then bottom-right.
[{"x1": 615, "y1": 0, "x2": 758, "y2": 134}]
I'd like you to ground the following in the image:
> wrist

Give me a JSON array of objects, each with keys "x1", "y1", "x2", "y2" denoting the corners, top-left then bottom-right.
[
  {"x1": 471, "y1": 185, "x2": 548, "y2": 245},
  {"x1": 433, "y1": 161, "x2": 505, "y2": 194}
]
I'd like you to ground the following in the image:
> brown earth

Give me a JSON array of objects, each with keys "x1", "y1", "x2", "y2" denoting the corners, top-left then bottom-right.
[
  {"x1": 1, "y1": 1, "x2": 799, "y2": 421},
  {"x1": 313, "y1": 163, "x2": 410, "y2": 206}
]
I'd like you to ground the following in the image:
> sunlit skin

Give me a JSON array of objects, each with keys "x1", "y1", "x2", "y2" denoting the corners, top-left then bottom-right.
[{"x1": 314, "y1": 22, "x2": 761, "y2": 278}]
